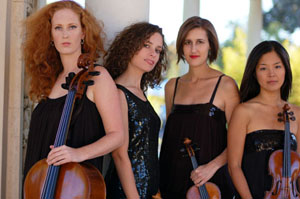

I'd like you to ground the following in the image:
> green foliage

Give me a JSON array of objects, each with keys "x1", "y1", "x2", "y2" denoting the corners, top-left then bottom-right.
[
  {"x1": 282, "y1": 40, "x2": 300, "y2": 105},
  {"x1": 222, "y1": 27, "x2": 247, "y2": 87}
]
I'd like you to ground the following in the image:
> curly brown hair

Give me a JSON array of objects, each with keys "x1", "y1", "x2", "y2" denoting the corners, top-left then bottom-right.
[
  {"x1": 23, "y1": 0, "x2": 105, "y2": 101},
  {"x1": 104, "y1": 22, "x2": 168, "y2": 91}
]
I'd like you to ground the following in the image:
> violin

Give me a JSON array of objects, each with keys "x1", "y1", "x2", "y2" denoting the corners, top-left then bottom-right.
[
  {"x1": 265, "y1": 104, "x2": 300, "y2": 199},
  {"x1": 24, "y1": 54, "x2": 106, "y2": 199},
  {"x1": 183, "y1": 138, "x2": 221, "y2": 199}
]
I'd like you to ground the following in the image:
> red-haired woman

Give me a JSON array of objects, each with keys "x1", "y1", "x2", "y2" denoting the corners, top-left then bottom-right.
[{"x1": 23, "y1": 0, "x2": 124, "y2": 181}]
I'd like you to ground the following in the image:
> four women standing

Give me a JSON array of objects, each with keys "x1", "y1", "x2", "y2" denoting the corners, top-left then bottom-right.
[{"x1": 22, "y1": 1, "x2": 299, "y2": 198}]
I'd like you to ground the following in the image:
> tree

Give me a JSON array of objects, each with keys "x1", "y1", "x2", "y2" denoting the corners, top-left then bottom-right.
[{"x1": 263, "y1": 0, "x2": 300, "y2": 41}]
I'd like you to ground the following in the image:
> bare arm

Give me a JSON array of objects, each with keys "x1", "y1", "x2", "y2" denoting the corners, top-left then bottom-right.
[
  {"x1": 228, "y1": 104, "x2": 253, "y2": 199},
  {"x1": 112, "y1": 89, "x2": 140, "y2": 198},
  {"x1": 47, "y1": 67, "x2": 124, "y2": 165},
  {"x1": 164, "y1": 78, "x2": 177, "y2": 118}
]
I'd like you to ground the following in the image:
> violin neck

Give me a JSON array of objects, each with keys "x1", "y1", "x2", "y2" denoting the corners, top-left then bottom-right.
[
  {"x1": 41, "y1": 89, "x2": 77, "y2": 199},
  {"x1": 283, "y1": 120, "x2": 291, "y2": 178},
  {"x1": 190, "y1": 155, "x2": 209, "y2": 198}
]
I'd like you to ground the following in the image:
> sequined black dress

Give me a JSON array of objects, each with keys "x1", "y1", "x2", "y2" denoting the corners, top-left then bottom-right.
[
  {"x1": 159, "y1": 75, "x2": 235, "y2": 199},
  {"x1": 24, "y1": 93, "x2": 106, "y2": 179},
  {"x1": 239, "y1": 129, "x2": 297, "y2": 199},
  {"x1": 106, "y1": 84, "x2": 161, "y2": 199}
]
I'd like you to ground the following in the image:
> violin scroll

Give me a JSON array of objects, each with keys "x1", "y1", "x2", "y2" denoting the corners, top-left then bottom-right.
[{"x1": 277, "y1": 104, "x2": 296, "y2": 122}]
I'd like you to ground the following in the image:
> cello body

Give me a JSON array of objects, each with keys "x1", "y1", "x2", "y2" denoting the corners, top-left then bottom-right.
[{"x1": 24, "y1": 160, "x2": 106, "y2": 199}]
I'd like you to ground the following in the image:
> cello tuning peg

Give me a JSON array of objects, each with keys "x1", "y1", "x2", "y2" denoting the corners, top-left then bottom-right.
[
  {"x1": 88, "y1": 71, "x2": 100, "y2": 76},
  {"x1": 68, "y1": 72, "x2": 76, "y2": 79},
  {"x1": 83, "y1": 80, "x2": 94, "y2": 86},
  {"x1": 61, "y1": 83, "x2": 69, "y2": 90}
]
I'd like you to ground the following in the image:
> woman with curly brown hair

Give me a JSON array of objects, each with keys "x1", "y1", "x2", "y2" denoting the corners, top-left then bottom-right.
[
  {"x1": 104, "y1": 22, "x2": 168, "y2": 199},
  {"x1": 23, "y1": 0, "x2": 124, "y2": 183}
]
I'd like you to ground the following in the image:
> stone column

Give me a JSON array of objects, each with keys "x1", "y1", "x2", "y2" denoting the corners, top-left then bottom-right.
[
  {"x1": 0, "y1": 0, "x2": 10, "y2": 197},
  {"x1": 85, "y1": 0, "x2": 150, "y2": 175},
  {"x1": 86, "y1": 0, "x2": 150, "y2": 46},
  {"x1": 247, "y1": 0, "x2": 262, "y2": 54},
  {"x1": 183, "y1": 0, "x2": 200, "y2": 21},
  {"x1": 180, "y1": 0, "x2": 200, "y2": 75}
]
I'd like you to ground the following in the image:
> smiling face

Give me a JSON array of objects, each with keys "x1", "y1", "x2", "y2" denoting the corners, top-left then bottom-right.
[
  {"x1": 128, "y1": 32, "x2": 163, "y2": 73},
  {"x1": 182, "y1": 28, "x2": 210, "y2": 67},
  {"x1": 51, "y1": 8, "x2": 84, "y2": 56},
  {"x1": 256, "y1": 50, "x2": 286, "y2": 93}
]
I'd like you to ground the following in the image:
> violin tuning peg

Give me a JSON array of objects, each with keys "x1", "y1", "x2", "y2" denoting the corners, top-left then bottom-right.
[
  {"x1": 278, "y1": 112, "x2": 283, "y2": 117},
  {"x1": 291, "y1": 117, "x2": 296, "y2": 121},
  {"x1": 83, "y1": 80, "x2": 94, "y2": 86},
  {"x1": 278, "y1": 118, "x2": 283, "y2": 122},
  {"x1": 289, "y1": 111, "x2": 294, "y2": 116},
  {"x1": 88, "y1": 71, "x2": 100, "y2": 76},
  {"x1": 180, "y1": 148, "x2": 186, "y2": 153}
]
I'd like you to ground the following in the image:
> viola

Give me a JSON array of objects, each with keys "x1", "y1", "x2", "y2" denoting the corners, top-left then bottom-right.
[
  {"x1": 24, "y1": 54, "x2": 106, "y2": 199},
  {"x1": 265, "y1": 104, "x2": 300, "y2": 199},
  {"x1": 183, "y1": 138, "x2": 221, "y2": 199}
]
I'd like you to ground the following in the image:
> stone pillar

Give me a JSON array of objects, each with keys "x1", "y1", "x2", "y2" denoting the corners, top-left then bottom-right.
[
  {"x1": 183, "y1": 0, "x2": 200, "y2": 21},
  {"x1": 85, "y1": 0, "x2": 150, "y2": 175},
  {"x1": 86, "y1": 0, "x2": 150, "y2": 46},
  {"x1": 0, "y1": 0, "x2": 10, "y2": 197},
  {"x1": 180, "y1": 0, "x2": 200, "y2": 75},
  {"x1": 247, "y1": 0, "x2": 262, "y2": 54}
]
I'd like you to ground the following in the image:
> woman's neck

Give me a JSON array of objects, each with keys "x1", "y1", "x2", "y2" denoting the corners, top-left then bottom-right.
[
  {"x1": 116, "y1": 66, "x2": 143, "y2": 90},
  {"x1": 256, "y1": 91, "x2": 284, "y2": 107},
  {"x1": 60, "y1": 52, "x2": 81, "y2": 74}
]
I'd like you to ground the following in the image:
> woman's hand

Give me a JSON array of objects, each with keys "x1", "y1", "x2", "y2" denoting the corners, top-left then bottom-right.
[
  {"x1": 190, "y1": 163, "x2": 218, "y2": 186},
  {"x1": 47, "y1": 145, "x2": 82, "y2": 166}
]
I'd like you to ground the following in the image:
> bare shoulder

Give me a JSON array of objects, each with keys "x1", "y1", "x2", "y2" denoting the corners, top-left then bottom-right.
[
  {"x1": 290, "y1": 103, "x2": 300, "y2": 119},
  {"x1": 219, "y1": 75, "x2": 239, "y2": 92},
  {"x1": 231, "y1": 102, "x2": 253, "y2": 119},
  {"x1": 165, "y1": 77, "x2": 178, "y2": 93},
  {"x1": 92, "y1": 66, "x2": 112, "y2": 81}
]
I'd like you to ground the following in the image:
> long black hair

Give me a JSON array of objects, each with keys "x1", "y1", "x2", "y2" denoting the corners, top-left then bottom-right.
[{"x1": 240, "y1": 40, "x2": 292, "y2": 102}]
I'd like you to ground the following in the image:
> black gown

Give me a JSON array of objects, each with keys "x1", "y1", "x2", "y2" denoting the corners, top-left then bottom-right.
[
  {"x1": 159, "y1": 75, "x2": 235, "y2": 199},
  {"x1": 240, "y1": 129, "x2": 297, "y2": 199},
  {"x1": 105, "y1": 85, "x2": 161, "y2": 199},
  {"x1": 23, "y1": 93, "x2": 105, "y2": 180}
]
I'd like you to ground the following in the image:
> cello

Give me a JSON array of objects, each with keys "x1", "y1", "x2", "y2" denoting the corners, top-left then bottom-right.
[
  {"x1": 265, "y1": 104, "x2": 300, "y2": 199},
  {"x1": 24, "y1": 54, "x2": 106, "y2": 199},
  {"x1": 183, "y1": 138, "x2": 221, "y2": 199}
]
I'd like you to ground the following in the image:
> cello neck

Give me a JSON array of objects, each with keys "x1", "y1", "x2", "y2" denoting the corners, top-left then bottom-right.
[{"x1": 41, "y1": 88, "x2": 77, "y2": 199}]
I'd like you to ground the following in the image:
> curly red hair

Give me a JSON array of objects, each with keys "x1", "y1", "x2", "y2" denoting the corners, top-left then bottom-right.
[{"x1": 23, "y1": 0, "x2": 105, "y2": 101}]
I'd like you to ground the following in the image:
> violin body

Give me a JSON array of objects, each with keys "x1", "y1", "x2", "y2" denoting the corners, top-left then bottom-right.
[
  {"x1": 265, "y1": 104, "x2": 300, "y2": 199},
  {"x1": 24, "y1": 159, "x2": 106, "y2": 199},
  {"x1": 265, "y1": 150, "x2": 300, "y2": 199},
  {"x1": 186, "y1": 182, "x2": 221, "y2": 199}
]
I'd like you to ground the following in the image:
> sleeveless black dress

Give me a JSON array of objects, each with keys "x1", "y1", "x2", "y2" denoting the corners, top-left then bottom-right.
[
  {"x1": 159, "y1": 75, "x2": 235, "y2": 199},
  {"x1": 239, "y1": 129, "x2": 297, "y2": 199},
  {"x1": 105, "y1": 85, "x2": 161, "y2": 199},
  {"x1": 23, "y1": 93, "x2": 105, "y2": 180}
]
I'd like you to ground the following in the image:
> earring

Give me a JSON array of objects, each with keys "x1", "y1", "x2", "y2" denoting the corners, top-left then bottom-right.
[
  {"x1": 81, "y1": 39, "x2": 84, "y2": 45},
  {"x1": 51, "y1": 41, "x2": 54, "y2": 46}
]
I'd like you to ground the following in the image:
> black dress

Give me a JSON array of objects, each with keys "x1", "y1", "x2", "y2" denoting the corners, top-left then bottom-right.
[
  {"x1": 240, "y1": 129, "x2": 297, "y2": 199},
  {"x1": 159, "y1": 75, "x2": 235, "y2": 199},
  {"x1": 105, "y1": 85, "x2": 161, "y2": 199},
  {"x1": 23, "y1": 93, "x2": 105, "y2": 180}
]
